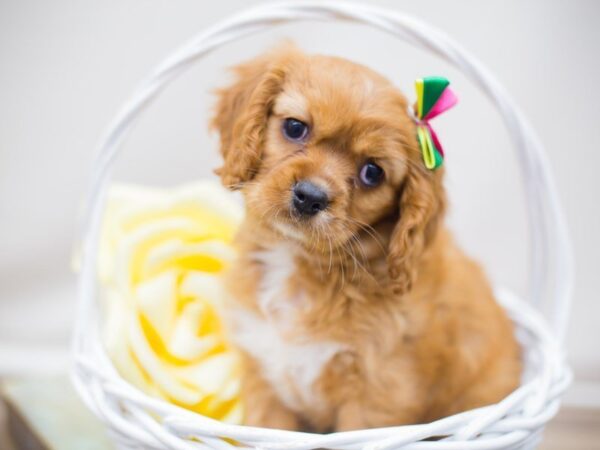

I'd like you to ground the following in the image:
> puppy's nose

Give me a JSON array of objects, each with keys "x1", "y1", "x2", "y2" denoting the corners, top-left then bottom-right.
[{"x1": 292, "y1": 181, "x2": 329, "y2": 217}]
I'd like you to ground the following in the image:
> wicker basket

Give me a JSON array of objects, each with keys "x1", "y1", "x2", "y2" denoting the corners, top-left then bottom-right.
[{"x1": 71, "y1": 2, "x2": 574, "y2": 449}]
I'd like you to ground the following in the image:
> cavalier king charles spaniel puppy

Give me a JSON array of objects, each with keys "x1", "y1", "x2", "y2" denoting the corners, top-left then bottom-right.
[{"x1": 211, "y1": 44, "x2": 521, "y2": 432}]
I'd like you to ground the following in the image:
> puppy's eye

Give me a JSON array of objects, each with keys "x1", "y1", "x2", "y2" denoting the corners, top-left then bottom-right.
[
  {"x1": 359, "y1": 161, "x2": 385, "y2": 187},
  {"x1": 282, "y1": 118, "x2": 309, "y2": 141}
]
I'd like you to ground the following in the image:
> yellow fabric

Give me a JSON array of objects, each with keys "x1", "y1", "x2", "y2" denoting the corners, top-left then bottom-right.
[
  {"x1": 417, "y1": 126, "x2": 436, "y2": 170},
  {"x1": 415, "y1": 78, "x2": 424, "y2": 119},
  {"x1": 98, "y1": 181, "x2": 244, "y2": 423}
]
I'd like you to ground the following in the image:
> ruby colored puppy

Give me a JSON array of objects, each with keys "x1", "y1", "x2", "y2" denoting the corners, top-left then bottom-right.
[{"x1": 211, "y1": 45, "x2": 521, "y2": 432}]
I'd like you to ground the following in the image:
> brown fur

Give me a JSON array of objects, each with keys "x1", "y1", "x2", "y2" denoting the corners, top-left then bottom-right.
[{"x1": 211, "y1": 45, "x2": 521, "y2": 432}]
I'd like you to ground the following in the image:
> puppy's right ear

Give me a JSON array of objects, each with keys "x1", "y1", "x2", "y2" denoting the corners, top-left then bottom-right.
[{"x1": 211, "y1": 48, "x2": 293, "y2": 190}]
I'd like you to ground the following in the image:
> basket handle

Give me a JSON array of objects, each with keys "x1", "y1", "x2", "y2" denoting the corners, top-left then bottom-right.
[{"x1": 76, "y1": 1, "x2": 573, "y2": 346}]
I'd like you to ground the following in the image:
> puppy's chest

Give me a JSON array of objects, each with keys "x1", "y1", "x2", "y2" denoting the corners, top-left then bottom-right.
[{"x1": 230, "y1": 245, "x2": 345, "y2": 412}]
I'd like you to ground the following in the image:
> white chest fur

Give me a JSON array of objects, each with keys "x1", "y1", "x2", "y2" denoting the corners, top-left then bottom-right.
[{"x1": 228, "y1": 244, "x2": 344, "y2": 412}]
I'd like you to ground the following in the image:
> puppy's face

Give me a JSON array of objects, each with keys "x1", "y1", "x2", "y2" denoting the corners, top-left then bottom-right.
[{"x1": 213, "y1": 46, "x2": 445, "y2": 291}]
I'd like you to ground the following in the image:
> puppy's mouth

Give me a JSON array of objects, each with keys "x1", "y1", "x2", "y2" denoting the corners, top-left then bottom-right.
[
  {"x1": 261, "y1": 180, "x2": 332, "y2": 242},
  {"x1": 271, "y1": 220, "x2": 308, "y2": 243},
  {"x1": 249, "y1": 179, "x2": 351, "y2": 249},
  {"x1": 266, "y1": 201, "x2": 335, "y2": 246}
]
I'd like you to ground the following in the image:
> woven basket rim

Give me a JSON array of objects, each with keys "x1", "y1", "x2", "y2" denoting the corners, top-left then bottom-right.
[{"x1": 72, "y1": 287, "x2": 571, "y2": 449}]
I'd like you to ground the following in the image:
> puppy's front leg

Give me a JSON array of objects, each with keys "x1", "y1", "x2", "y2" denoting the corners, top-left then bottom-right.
[{"x1": 239, "y1": 352, "x2": 301, "y2": 431}]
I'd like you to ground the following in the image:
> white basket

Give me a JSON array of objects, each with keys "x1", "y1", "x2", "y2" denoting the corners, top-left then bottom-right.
[{"x1": 72, "y1": 2, "x2": 574, "y2": 449}]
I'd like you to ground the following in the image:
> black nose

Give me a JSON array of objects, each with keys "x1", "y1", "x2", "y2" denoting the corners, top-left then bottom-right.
[{"x1": 292, "y1": 181, "x2": 329, "y2": 217}]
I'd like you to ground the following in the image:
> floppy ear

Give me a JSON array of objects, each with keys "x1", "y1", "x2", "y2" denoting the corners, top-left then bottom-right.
[
  {"x1": 211, "y1": 50, "x2": 290, "y2": 190},
  {"x1": 387, "y1": 161, "x2": 446, "y2": 295}
]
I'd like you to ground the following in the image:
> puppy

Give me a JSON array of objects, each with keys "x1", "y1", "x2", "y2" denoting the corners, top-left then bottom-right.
[{"x1": 211, "y1": 45, "x2": 521, "y2": 432}]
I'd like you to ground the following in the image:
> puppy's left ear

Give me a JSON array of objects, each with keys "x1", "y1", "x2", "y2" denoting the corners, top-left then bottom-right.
[
  {"x1": 211, "y1": 46, "x2": 295, "y2": 190},
  {"x1": 387, "y1": 160, "x2": 446, "y2": 295}
]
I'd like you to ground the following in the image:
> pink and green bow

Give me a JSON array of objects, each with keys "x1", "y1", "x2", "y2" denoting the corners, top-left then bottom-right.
[{"x1": 414, "y1": 77, "x2": 458, "y2": 170}]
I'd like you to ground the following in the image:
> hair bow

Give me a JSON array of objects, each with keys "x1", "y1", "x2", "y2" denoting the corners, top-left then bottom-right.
[{"x1": 414, "y1": 77, "x2": 458, "y2": 170}]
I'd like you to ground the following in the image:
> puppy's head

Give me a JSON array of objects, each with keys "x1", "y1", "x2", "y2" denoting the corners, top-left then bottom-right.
[{"x1": 212, "y1": 45, "x2": 445, "y2": 293}]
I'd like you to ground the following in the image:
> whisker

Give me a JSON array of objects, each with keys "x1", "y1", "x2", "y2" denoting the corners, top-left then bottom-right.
[
  {"x1": 335, "y1": 242, "x2": 346, "y2": 291},
  {"x1": 345, "y1": 234, "x2": 369, "y2": 280},
  {"x1": 327, "y1": 233, "x2": 334, "y2": 275},
  {"x1": 348, "y1": 233, "x2": 368, "y2": 273},
  {"x1": 346, "y1": 217, "x2": 387, "y2": 256}
]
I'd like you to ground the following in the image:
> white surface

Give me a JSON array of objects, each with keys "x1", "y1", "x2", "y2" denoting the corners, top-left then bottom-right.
[{"x1": 0, "y1": 0, "x2": 597, "y2": 403}]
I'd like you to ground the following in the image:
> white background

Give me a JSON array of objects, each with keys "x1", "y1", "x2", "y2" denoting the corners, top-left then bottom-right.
[{"x1": 0, "y1": 0, "x2": 598, "y2": 406}]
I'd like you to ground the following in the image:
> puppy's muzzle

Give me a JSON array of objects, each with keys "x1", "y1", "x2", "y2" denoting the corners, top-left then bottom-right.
[{"x1": 292, "y1": 180, "x2": 328, "y2": 217}]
